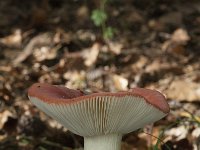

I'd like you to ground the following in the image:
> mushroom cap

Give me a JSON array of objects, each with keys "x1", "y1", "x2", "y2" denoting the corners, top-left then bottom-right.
[{"x1": 28, "y1": 83, "x2": 170, "y2": 137}]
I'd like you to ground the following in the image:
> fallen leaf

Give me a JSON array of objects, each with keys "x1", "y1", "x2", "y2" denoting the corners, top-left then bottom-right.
[
  {"x1": 0, "y1": 110, "x2": 15, "y2": 130},
  {"x1": 165, "y1": 79, "x2": 200, "y2": 101},
  {"x1": 171, "y1": 28, "x2": 190, "y2": 44},
  {"x1": 33, "y1": 45, "x2": 60, "y2": 62},
  {"x1": 112, "y1": 74, "x2": 128, "y2": 91},
  {"x1": 63, "y1": 70, "x2": 86, "y2": 89},
  {"x1": 108, "y1": 41, "x2": 123, "y2": 55},
  {"x1": 192, "y1": 128, "x2": 200, "y2": 138},
  {"x1": 165, "y1": 125, "x2": 188, "y2": 140},
  {"x1": 83, "y1": 43, "x2": 100, "y2": 67},
  {"x1": 162, "y1": 28, "x2": 190, "y2": 55},
  {"x1": 0, "y1": 29, "x2": 22, "y2": 47},
  {"x1": 180, "y1": 112, "x2": 200, "y2": 122},
  {"x1": 13, "y1": 33, "x2": 53, "y2": 65}
]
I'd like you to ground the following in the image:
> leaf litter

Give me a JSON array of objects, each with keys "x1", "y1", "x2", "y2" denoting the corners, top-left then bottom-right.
[{"x1": 0, "y1": 0, "x2": 200, "y2": 149}]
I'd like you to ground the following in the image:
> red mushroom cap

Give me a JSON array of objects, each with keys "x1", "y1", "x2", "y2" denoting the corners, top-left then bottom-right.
[
  {"x1": 28, "y1": 83, "x2": 170, "y2": 136},
  {"x1": 28, "y1": 83, "x2": 169, "y2": 113},
  {"x1": 131, "y1": 88, "x2": 169, "y2": 113}
]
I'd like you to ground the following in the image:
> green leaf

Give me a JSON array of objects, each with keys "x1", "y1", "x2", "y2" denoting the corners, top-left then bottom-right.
[
  {"x1": 91, "y1": 9, "x2": 107, "y2": 26},
  {"x1": 103, "y1": 27, "x2": 115, "y2": 39}
]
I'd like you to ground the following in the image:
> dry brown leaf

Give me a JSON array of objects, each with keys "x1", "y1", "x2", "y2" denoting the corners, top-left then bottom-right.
[
  {"x1": 0, "y1": 66, "x2": 12, "y2": 72},
  {"x1": 112, "y1": 74, "x2": 128, "y2": 91},
  {"x1": 33, "y1": 45, "x2": 60, "y2": 61},
  {"x1": 165, "y1": 125, "x2": 188, "y2": 140},
  {"x1": 83, "y1": 43, "x2": 100, "y2": 67},
  {"x1": 0, "y1": 110, "x2": 15, "y2": 130},
  {"x1": 0, "y1": 29, "x2": 22, "y2": 47},
  {"x1": 165, "y1": 79, "x2": 200, "y2": 101},
  {"x1": 192, "y1": 128, "x2": 200, "y2": 138},
  {"x1": 171, "y1": 28, "x2": 190, "y2": 44},
  {"x1": 63, "y1": 70, "x2": 86, "y2": 89},
  {"x1": 108, "y1": 41, "x2": 123, "y2": 55},
  {"x1": 180, "y1": 112, "x2": 200, "y2": 122},
  {"x1": 13, "y1": 33, "x2": 53, "y2": 65},
  {"x1": 162, "y1": 28, "x2": 190, "y2": 55}
]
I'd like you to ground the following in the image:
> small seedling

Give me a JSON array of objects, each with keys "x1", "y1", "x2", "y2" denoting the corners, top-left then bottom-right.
[{"x1": 91, "y1": 0, "x2": 115, "y2": 40}]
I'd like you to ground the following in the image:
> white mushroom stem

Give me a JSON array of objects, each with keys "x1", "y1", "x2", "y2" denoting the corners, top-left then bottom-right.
[{"x1": 84, "y1": 133, "x2": 122, "y2": 150}]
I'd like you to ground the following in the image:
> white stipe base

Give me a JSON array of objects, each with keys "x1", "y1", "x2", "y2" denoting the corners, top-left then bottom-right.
[{"x1": 84, "y1": 134, "x2": 122, "y2": 150}]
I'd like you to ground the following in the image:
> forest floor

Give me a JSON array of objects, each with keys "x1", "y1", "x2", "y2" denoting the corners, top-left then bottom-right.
[{"x1": 0, "y1": 0, "x2": 200, "y2": 149}]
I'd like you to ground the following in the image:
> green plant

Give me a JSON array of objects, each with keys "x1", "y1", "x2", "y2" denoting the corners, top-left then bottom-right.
[
  {"x1": 148, "y1": 113, "x2": 200, "y2": 150},
  {"x1": 142, "y1": 120, "x2": 182, "y2": 150},
  {"x1": 182, "y1": 109, "x2": 200, "y2": 126},
  {"x1": 91, "y1": 0, "x2": 115, "y2": 40}
]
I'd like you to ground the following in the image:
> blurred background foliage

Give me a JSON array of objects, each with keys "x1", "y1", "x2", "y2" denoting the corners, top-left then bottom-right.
[{"x1": 0, "y1": 0, "x2": 200, "y2": 149}]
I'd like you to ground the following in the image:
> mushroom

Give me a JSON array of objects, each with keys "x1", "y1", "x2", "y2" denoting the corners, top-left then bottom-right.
[{"x1": 28, "y1": 83, "x2": 170, "y2": 150}]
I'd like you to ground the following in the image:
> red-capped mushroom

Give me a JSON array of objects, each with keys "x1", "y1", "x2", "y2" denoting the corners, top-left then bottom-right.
[{"x1": 28, "y1": 83, "x2": 170, "y2": 150}]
